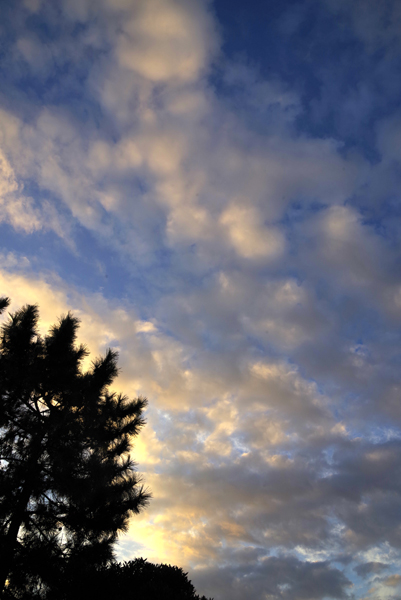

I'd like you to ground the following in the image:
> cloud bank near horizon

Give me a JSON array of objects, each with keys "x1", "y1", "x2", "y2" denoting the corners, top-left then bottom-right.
[{"x1": 2, "y1": 1, "x2": 401, "y2": 599}]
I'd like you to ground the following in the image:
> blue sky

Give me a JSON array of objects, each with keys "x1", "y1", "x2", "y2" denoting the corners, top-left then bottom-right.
[{"x1": 2, "y1": 1, "x2": 401, "y2": 598}]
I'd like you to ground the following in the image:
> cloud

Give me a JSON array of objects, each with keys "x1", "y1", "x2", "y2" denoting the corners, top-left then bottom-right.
[
  {"x1": 16, "y1": 36, "x2": 52, "y2": 74},
  {"x1": 191, "y1": 555, "x2": 352, "y2": 600},
  {"x1": 0, "y1": 148, "x2": 43, "y2": 233},
  {"x1": 354, "y1": 561, "x2": 388, "y2": 577},
  {"x1": 0, "y1": 149, "x2": 18, "y2": 197},
  {"x1": 220, "y1": 205, "x2": 285, "y2": 260},
  {"x1": 2, "y1": 1, "x2": 401, "y2": 599},
  {"x1": 382, "y1": 573, "x2": 401, "y2": 587},
  {"x1": 113, "y1": 0, "x2": 218, "y2": 83},
  {"x1": 322, "y1": 0, "x2": 401, "y2": 54},
  {"x1": 23, "y1": 0, "x2": 42, "y2": 12}
]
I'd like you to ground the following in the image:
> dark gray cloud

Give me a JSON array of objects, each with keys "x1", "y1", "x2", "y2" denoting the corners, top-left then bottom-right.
[
  {"x1": 192, "y1": 555, "x2": 352, "y2": 600},
  {"x1": 354, "y1": 561, "x2": 388, "y2": 576}
]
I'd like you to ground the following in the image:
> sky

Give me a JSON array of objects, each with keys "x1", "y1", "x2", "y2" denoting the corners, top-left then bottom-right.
[{"x1": 1, "y1": 0, "x2": 401, "y2": 598}]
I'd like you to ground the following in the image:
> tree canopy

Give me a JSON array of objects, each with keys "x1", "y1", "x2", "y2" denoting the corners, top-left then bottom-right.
[
  {"x1": 0, "y1": 298, "x2": 150, "y2": 597},
  {"x1": 53, "y1": 558, "x2": 213, "y2": 600}
]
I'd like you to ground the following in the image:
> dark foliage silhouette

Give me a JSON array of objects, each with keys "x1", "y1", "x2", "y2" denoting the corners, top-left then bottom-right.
[
  {"x1": 44, "y1": 558, "x2": 213, "y2": 600},
  {"x1": 0, "y1": 298, "x2": 150, "y2": 597}
]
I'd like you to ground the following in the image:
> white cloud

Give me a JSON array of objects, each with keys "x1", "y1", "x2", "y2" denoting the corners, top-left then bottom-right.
[
  {"x1": 0, "y1": 149, "x2": 42, "y2": 233},
  {"x1": 0, "y1": 149, "x2": 18, "y2": 197},
  {"x1": 220, "y1": 205, "x2": 285, "y2": 260},
  {"x1": 113, "y1": 0, "x2": 217, "y2": 83}
]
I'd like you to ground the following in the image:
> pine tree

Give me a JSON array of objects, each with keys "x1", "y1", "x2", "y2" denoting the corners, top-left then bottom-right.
[{"x1": 0, "y1": 298, "x2": 150, "y2": 597}]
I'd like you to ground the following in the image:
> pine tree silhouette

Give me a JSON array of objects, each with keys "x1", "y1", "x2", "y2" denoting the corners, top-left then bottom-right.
[{"x1": 0, "y1": 298, "x2": 150, "y2": 597}]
